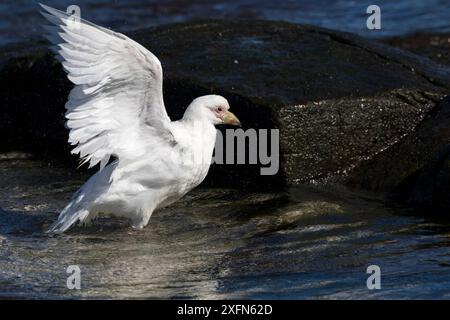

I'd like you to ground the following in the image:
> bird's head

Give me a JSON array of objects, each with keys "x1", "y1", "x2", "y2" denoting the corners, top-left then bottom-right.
[{"x1": 186, "y1": 95, "x2": 241, "y2": 127}]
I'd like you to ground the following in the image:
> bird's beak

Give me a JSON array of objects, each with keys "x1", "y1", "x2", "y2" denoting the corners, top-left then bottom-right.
[{"x1": 222, "y1": 111, "x2": 241, "y2": 127}]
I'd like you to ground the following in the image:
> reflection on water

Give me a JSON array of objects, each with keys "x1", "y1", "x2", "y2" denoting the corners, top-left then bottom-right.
[{"x1": 0, "y1": 159, "x2": 449, "y2": 299}]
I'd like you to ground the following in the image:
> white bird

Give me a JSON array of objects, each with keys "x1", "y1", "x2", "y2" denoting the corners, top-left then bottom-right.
[{"x1": 40, "y1": 4, "x2": 241, "y2": 233}]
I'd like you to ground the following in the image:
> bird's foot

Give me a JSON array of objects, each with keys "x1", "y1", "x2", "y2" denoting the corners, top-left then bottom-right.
[{"x1": 131, "y1": 224, "x2": 145, "y2": 231}]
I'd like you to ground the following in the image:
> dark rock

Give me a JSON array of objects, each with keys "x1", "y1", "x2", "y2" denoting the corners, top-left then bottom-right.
[
  {"x1": 0, "y1": 41, "x2": 72, "y2": 157},
  {"x1": 407, "y1": 145, "x2": 450, "y2": 212},
  {"x1": 1, "y1": 20, "x2": 450, "y2": 193},
  {"x1": 384, "y1": 33, "x2": 450, "y2": 67},
  {"x1": 346, "y1": 97, "x2": 450, "y2": 191}
]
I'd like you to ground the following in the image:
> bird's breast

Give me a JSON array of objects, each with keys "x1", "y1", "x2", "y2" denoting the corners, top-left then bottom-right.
[{"x1": 178, "y1": 131, "x2": 216, "y2": 187}]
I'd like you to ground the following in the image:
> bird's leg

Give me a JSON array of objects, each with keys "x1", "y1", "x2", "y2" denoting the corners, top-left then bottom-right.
[
  {"x1": 130, "y1": 206, "x2": 154, "y2": 230},
  {"x1": 81, "y1": 210, "x2": 95, "y2": 226}
]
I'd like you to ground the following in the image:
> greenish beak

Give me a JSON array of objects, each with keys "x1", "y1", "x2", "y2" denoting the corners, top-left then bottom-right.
[{"x1": 222, "y1": 111, "x2": 241, "y2": 127}]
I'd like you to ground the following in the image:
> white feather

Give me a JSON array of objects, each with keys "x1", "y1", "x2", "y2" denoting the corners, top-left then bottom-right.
[{"x1": 40, "y1": 4, "x2": 231, "y2": 233}]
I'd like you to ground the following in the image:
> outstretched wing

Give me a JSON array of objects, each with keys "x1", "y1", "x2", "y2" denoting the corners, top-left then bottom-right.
[{"x1": 40, "y1": 4, "x2": 174, "y2": 170}]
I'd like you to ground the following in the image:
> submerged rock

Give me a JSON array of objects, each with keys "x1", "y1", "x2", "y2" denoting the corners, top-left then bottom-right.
[{"x1": 1, "y1": 20, "x2": 450, "y2": 198}]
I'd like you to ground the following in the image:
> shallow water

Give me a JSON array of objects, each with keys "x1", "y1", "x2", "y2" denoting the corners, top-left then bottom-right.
[
  {"x1": 1, "y1": 0, "x2": 450, "y2": 48},
  {"x1": 0, "y1": 159, "x2": 449, "y2": 299}
]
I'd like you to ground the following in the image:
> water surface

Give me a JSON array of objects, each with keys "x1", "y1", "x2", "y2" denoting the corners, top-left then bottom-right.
[
  {"x1": 1, "y1": 159, "x2": 449, "y2": 299},
  {"x1": 1, "y1": 0, "x2": 450, "y2": 47}
]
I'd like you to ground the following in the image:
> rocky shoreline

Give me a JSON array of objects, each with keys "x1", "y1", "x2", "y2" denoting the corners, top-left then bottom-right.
[{"x1": 1, "y1": 21, "x2": 449, "y2": 211}]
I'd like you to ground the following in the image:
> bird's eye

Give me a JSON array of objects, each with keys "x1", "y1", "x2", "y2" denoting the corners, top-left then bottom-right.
[{"x1": 217, "y1": 107, "x2": 223, "y2": 112}]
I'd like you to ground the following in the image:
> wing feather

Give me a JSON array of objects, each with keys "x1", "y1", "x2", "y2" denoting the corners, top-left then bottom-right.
[{"x1": 40, "y1": 4, "x2": 173, "y2": 170}]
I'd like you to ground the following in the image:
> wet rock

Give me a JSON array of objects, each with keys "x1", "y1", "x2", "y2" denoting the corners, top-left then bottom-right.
[
  {"x1": 406, "y1": 146, "x2": 450, "y2": 211},
  {"x1": 384, "y1": 33, "x2": 450, "y2": 67},
  {"x1": 345, "y1": 96, "x2": 450, "y2": 192},
  {"x1": 0, "y1": 41, "x2": 71, "y2": 158},
  {"x1": 1, "y1": 20, "x2": 450, "y2": 192}
]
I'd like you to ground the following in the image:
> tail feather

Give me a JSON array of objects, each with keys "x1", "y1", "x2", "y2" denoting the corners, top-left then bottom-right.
[
  {"x1": 46, "y1": 155, "x2": 114, "y2": 234},
  {"x1": 47, "y1": 208, "x2": 90, "y2": 234},
  {"x1": 47, "y1": 192, "x2": 90, "y2": 234}
]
